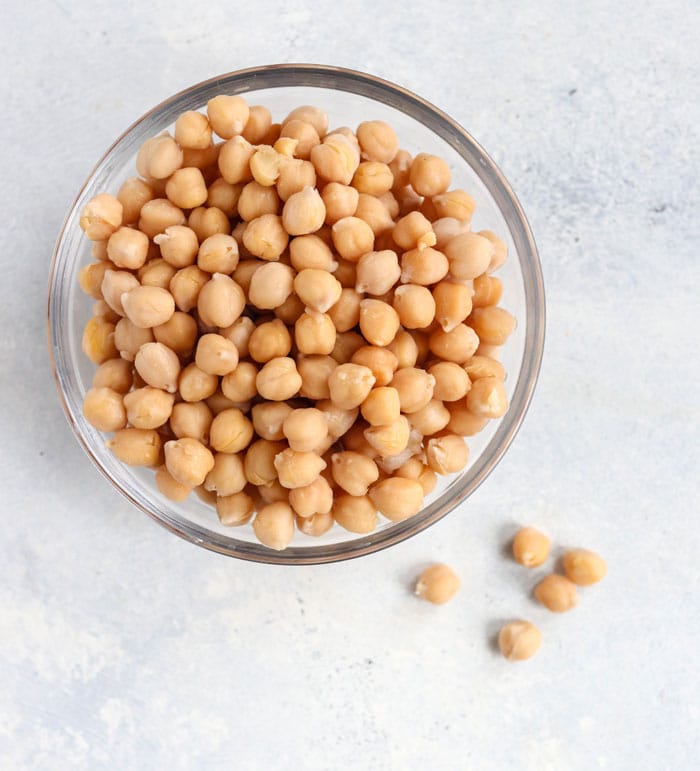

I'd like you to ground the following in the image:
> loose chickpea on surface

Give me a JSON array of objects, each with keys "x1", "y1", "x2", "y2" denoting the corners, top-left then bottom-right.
[
  {"x1": 534, "y1": 574, "x2": 578, "y2": 612},
  {"x1": 562, "y1": 549, "x2": 607, "y2": 585},
  {"x1": 415, "y1": 564, "x2": 460, "y2": 604},
  {"x1": 512, "y1": 527, "x2": 551, "y2": 568},
  {"x1": 498, "y1": 621, "x2": 542, "y2": 661}
]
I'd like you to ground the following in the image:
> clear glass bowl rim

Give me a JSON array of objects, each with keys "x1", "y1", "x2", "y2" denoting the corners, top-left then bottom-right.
[{"x1": 47, "y1": 63, "x2": 545, "y2": 565}]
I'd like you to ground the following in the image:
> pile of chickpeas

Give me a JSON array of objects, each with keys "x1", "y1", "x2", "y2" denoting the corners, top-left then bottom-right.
[{"x1": 77, "y1": 94, "x2": 516, "y2": 551}]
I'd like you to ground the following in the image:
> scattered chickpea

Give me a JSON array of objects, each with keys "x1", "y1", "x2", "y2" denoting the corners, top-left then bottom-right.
[
  {"x1": 534, "y1": 574, "x2": 578, "y2": 613},
  {"x1": 498, "y1": 621, "x2": 542, "y2": 661},
  {"x1": 369, "y1": 477, "x2": 424, "y2": 521},
  {"x1": 512, "y1": 527, "x2": 551, "y2": 568},
  {"x1": 562, "y1": 549, "x2": 607, "y2": 585},
  {"x1": 415, "y1": 564, "x2": 460, "y2": 604}
]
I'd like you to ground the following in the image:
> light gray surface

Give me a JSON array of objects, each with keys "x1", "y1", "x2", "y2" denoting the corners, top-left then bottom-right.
[{"x1": 1, "y1": 1, "x2": 699, "y2": 769}]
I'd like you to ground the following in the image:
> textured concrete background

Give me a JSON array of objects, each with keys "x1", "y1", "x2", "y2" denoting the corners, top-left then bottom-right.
[{"x1": 1, "y1": 1, "x2": 699, "y2": 769}]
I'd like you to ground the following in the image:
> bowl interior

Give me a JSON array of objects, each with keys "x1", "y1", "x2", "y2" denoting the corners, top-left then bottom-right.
[{"x1": 49, "y1": 65, "x2": 544, "y2": 564}]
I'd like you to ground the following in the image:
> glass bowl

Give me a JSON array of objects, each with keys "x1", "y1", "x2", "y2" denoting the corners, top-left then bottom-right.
[{"x1": 47, "y1": 64, "x2": 545, "y2": 565}]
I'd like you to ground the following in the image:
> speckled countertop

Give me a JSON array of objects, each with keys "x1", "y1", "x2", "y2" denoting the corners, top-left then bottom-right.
[{"x1": 2, "y1": 2, "x2": 699, "y2": 769}]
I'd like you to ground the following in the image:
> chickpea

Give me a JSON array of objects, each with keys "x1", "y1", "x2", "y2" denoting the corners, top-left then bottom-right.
[
  {"x1": 82, "y1": 387, "x2": 127, "y2": 432},
  {"x1": 463, "y1": 355, "x2": 505, "y2": 382},
  {"x1": 332, "y1": 494, "x2": 378, "y2": 534},
  {"x1": 364, "y1": 415, "x2": 410, "y2": 457},
  {"x1": 248, "y1": 319, "x2": 292, "y2": 363},
  {"x1": 90, "y1": 240, "x2": 110, "y2": 261},
  {"x1": 93, "y1": 357, "x2": 133, "y2": 394},
  {"x1": 178, "y1": 362, "x2": 218, "y2": 402},
  {"x1": 217, "y1": 136, "x2": 255, "y2": 184},
  {"x1": 242, "y1": 440, "x2": 282, "y2": 487},
  {"x1": 392, "y1": 211, "x2": 436, "y2": 251},
  {"x1": 252, "y1": 501, "x2": 295, "y2": 550},
  {"x1": 182, "y1": 143, "x2": 220, "y2": 178},
  {"x1": 282, "y1": 106, "x2": 327, "y2": 137},
  {"x1": 201, "y1": 452, "x2": 247, "y2": 497},
  {"x1": 351, "y1": 161, "x2": 394, "y2": 196},
  {"x1": 122, "y1": 386, "x2": 174, "y2": 429},
  {"x1": 470, "y1": 306, "x2": 517, "y2": 346},
  {"x1": 256, "y1": 357, "x2": 302, "y2": 401},
  {"x1": 354, "y1": 250, "x2": 400, "y2": 296},
  {"x1": 409, "y1": 399, "x2": 450, "y2": 436},
  {"x1": 327, "y1": 288, "x2": 361, "y2": 332},
  {"x1": 444, "y1": 232, "x2": 494, "y2": 280},
  {"x1": 425, "y1": 434, "x2": 469, "y2": 474},
  {"x1": 292, "y1": 269, "x2": 341, "y2": 314},
  {"x1": 209, "y1": 408, "x2": 254, "y2": 454},
  {"x1": 195, "y1": 233, "x2": 239, "y2": 274},
  {"x1": 155, "y1": 464, "x2": 192, "y2": 502},
  {"x1": 257, "y1": 479, "x2": 290, "y2": 505},
  {"x1": 239, "y1": 104, "x2": 272, "y2": 144},
  {"x1": 162, "y1": 437, "x2": 214, "y2": 487},
  {"x1": 341, "y1": 419, "x2": 376, "y2": 458},
  {"x1": 275, "y1": 158, "x2": 316, "y2": 202},
  {"x1": 92, "y1": 299, "x2": 120, "y2": 323},
  {"x1": 273, "y1": 449, "x2": 326, "y2": 489},
  {"x1": 370, "y1": 477, "x2": 424, "y2": 521},
  {"x1": 432, "y1": 281, "x2": 473, "y2": 333},
  {"x1": 395, "y1": 457, "x2": 437, "y2": 495},
  {"x1": 432, "y1": 189, "x2": 475, "y2": 222},
  {"x1": 295, "y1": 310, "x2": 336, "y2": 355},
  {"x1": 117, "y1": 178, "x2": 154, "y2": 225},
  {"x1": 356, "y1": 120, "x2": 398, "y2": 163},
  {"x1": 194, "y1": 333, "x2": 239, "y2": 376},
  {"x1": 428, "y1": 361, "x2": 470, "y2": 402},
  {"x1": 170, "y1": 401, "x2": 213, "y2": 443},
  {"x1": 466, "y1": 376, "x2": 508, "y2": 419},
  {"x1": 213, "y1": 491, "x2": 254, "y2": 526},
  {"x1": 119, "y1": 286, "x2": 175, "y2": 330},
  {"x1": 151, "y1": 311, "x2": 198, "y2": 357},
  {"x1": 512, "y1": 527, "x2": 551, "y2": 568},
  {"x1": 138, "y1": 259, "x2": 177, "y2": 289},
  {"x1": 350, "y1": 346, "x2": 398, "y2": 387},
  {"x1": 130, "y1": 342, "x2": 178, "y2": 393},
  {"x1": 328, "y1": 363, "x2": 376, "y2": 409},
  {"x1": 400, "y1": 247, "x2": 449, "y2": 285},
  {"x1": 409, "y1": 153, "x2": 451, "y2": 196},
  {"x1": 358, "y1": 300, "x2": 400, "y2": 347},
  {"x1": 498, "y1": 621, "x2": 542, "y2": 661},
  {"x1": 138, "y1": 199, "x2": 186, "y2": 240},
  {"x1": 164, "y1": 167, "x2": 208, "y2": 209},
  {"x1": 278, "y1": 120, "x2": 319, "y2": 160},
  {"x1": 220, "y1": 316, "x2": 254, "y2": 358},
  {"x1": 390, "y1": 368, "x2": 435, "y2": 413},
  {"x1": 197, "y1": 273, "x2": 245, "y2": 328},
  {"x1": 106, "y1": 227, "x2": 150, "y2": 270},
  {"x1": 392, "y1": 284, "x2": 436, "y2": 330},
  {"x1": 360, "y1": 387, "x2": 401, "y2": 427},
  {"x1": 297, "y1": 355, "x2": 338, "y2": 400},
  {"x1": 206, "y1": 389, "x2": 245, "y2": 416},
  {"x1": 101, "y1": 269, "x2": 139, "y2": 314},
  {"x1": 282, "y1": 408, "x2": 328, "y2": 453},
  {"x1": 289, "y1": 234, "x2": 336, "y2": 272},
  {"x1": 445, "y1": 402, "x2": 489, "y2": 436},
  {"x1": 321, "y1": 182, "x2": 359, "y2": 224},
  {"x1": 206, "y1": 178, "x2": 241, "y2": 217},
  {"x1": 386, "y1": 329, "x2": 419, "y2": 369},
  {"x1": 107, "y1": 428, "x2": 162, "y2": 467},
  {"x1": 221, "y1": 362, "x2": 259, "y2": 402},
  {"x1": 331, "y1": 331, "x2": 365, "y2": 365},
  {"x1": 432, "y1": 217, "x2": 469, "y2": 250},
  {"x1": 174, "y1": 110, "x2": 212, "y2": 150},
  {"x1": 333, "y1": 258, "x2": 357, "y2": 289},
  {"x1": 428, "y1": 324, "x2": 479, "y2": 364},
  {"x1": 330, "y1": 451, "x2": 379, "y2": 496},
  {"x1": 150, "y1": 227, "x2": 196, "y2": 271},
  {"x1": 187, "y1": 206, "x2": 230, "y2": 242},
  {"x1": 475, "y1": 342, "x2": 502, "y2": 361},
  {"x1": 326, "y1": 126, "x2": 361, "y2": 151},
  {"x1": 242, "y1": 214, "x2": 289, "y2": 261},
  {"x1": 250, "y1": 402, "x2": 292, "y2": 442},
  {"x1": 316, "y1": 400, "x2": 358, "y2": 440},
  {"x1": 331, "y1": 216, "x2": 375, "y2": 262},
  {"x1": 233, "y1": 181, "x2": 277, "y2": 222},
  {"x1": 414, "y1": 563, "x2": 460, "y2": 604},
  {"x1": 206, "y1": 95, "x2": 249, "y2": 139},
  {"x1": 136, "y1": 133, "x2": 183, "y2": 179},
  {"x1": 534, "y1": 574, "x2": 578, "y2": 613},
  {"x1": 289, "y1": 475, "x2": 334, "y2": 518},
  {"x1": 78, "y1": 261, "x2": 109, "y2": 299},
  {"x1": 311, "y1": 134, "x2": 360, "y2": 185},
  {"x1": 354, "y1": 194, "x2": 394, "y2": 235},
  {"x1": 472, "y1": 274, "x2": 503, "y2": 309},
  {"x1": 562, "y1": 549, "x2": 607, "y2": 585},
  {"x1": 477, "y1": 229, "x2": 508, "y2": 273}
]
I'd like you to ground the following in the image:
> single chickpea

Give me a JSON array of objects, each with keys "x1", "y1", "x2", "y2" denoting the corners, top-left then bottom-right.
[
  {"x1": 279, "y1": 119, "x2": 320, "y2": 159},
  {"x1": 409, "y1": 153, "x2": 451, "y2": 196},
  {"x1": 354, "y1": 250, "x2": 400, "y2": 296},
  {"x1": 408, "y1": 399, "x2": 451, "y2": 436},
  {"x1": 163, "y1": 437, "x2": 215, "y2": 488},
  {"x1": 194, "y1": 333, "x2": 239, "y2": 376},
  {"x1": 350, "y1": 346, "x2": 398, "y2": 387},
  {"x1": 117, "y1": 178, "x2": 155, "y2": 224},
  {"x1": 249, "y1": 144, "x2": 285, "y2": 187},
  {"x1": 369, "y1": 477, "x2": 424, "y2": 521},
  {"x1": 151, "y1": 225, "x2": 197, "y2": 269},
  {"x1": 333, "y1": 258, "x2": 357, "y2": 288},
  {"x1": 466, "y1": 376, "x2": 509, "y2": 419},
  {"x1": 282, "y1": 408, "x2": 328, "y2": 453},
  {"x1": 414, "y1": 564, "x2": 460, "y2": 604},
  {"x1": 90, "y1": 240, "x2": 110, "y2": 261},
  {"x1": 216, "y1": 491, "x2": 255, "y2": 526},
  {"x1": 164, "y1": 167, "x2": 208, "y2": 209},
  {"x1": 310, "y1": 134, "x2": 360, "y2": 185},
  {"x1": 330, "y1": 331, "x2": 365, "y2": 364},
  {"x1": 395, "y1": 457, "x2": 437, "y2": 495},
  {"x1": 360, "y1": 387, "x2": 401, "y2": 427},
  {"x1": 444, "y1": 232, "x2": 494, "y2": 280},
  {"x1": 429, "y1": 324, "x2": 480, "y2": 364},
  {"x1": 105, "y1": 227, "x2": 149, "y2": 270},
  {"x1": 138, "y1": 199, "x2": 186, "y2": 240},
  {"x1": 169, "y1": 401, "x2": 212, "y2": 443},
  {"x1": 236, "y1": 180, "x2": 280, "y2": 222},
  {"x1": 351, "y1": 161, "x2": 394, "y2": 196},
  {"x1": 114, "y1": 318, "x2": 154, "y2": 361},
  {"x1": 386, "y1": 329, "x2": 419, "y2": 369},
  {"x1": 289, "y1": 475, "x2": 334, "y2": 518},
  {"x1": 220, "y1": 316, "x2": 254, "y2": 358},
  {"x1": 92, "y1": 357, "x2": 133, "y2": 394},
  {"x1": 364, "y1": 415, "x2": 410, "y2": 457},
  {"x1": 131, "y1": 342, "x2": 177, "y2": 394},
  {"x1": 82, "y1": 387, "x2": 127, "y2": 432},
  {"x1": 356, "y1": 121, "x2": 398, "y2": 163},
  {"x1": 123, "y1": 387, "x2": 174, "y2": 429},
  {"x1": 498, "y1": 621, "x2": 542, "y2": 661},
  {"x1": 392, "y1": 284, "x2": 436, "y2": 330},
  {"x1": 425, "y1": 434, "x2": 469, "y2": 474},
  {"x1": 472, "y1": 275, "x2": 503, "y2": 309},
  {"x1": 276, "y1": 158, "x2": 317, "y2": 202},
  {"x1": 284, "y1": 106, "x2": 328, "y2": 137},
  {"x1": 432, "y1": 217, "x2": 469, "y2": 250},
  {"x1": 107, "y1": 428, "x2": 162, "y2": 467},
  {"x1": 396, "y1": 185, "x2": 422, "y2": 215},
  {"x1": 242, "y1": 214, "x2": 289, "y2": 261},
  {"x1": 328, "y1": 288, "x2": 362, "y2": 332},
  {"x1": 196, "y1": 233, "x2": 239, "y2": 274},
  {"x1": 316, "y1": 400, "x2": 358, "y2": 440},
  {"x1": 181, "y1": 143, "x2": 220, "y2": 176},
  {"x1": 206, "y1": 178, "x2": 242, "y2": 217},
  {"x1": 432, "y1": 280, "x2": 473, "y2": 333},
  {"x1": 136, "y1": 133, "x2": 184, "y2": 179},
  {"x1": 512, "y1": 527, "x2": 551, "y2": 568},
  {"x1": 294, "y1": 269, "x2": 343, "y2": 313},
  {"x1": 354, "y1": 194, "x2": 394, "y2": 235},
  {"x1": 138, "y1": 259, "x2": 177, "y2": 289},
  {"x1": 400, "y1": 246, "x2": 449, "y2": 286},
  {"x1": 120, "y1": 286, "x2": 175, "y2": 329},
  {"x1": 446, "y1": 402, "x2": 489, "y2": 436},
  {"x1": 432, "y1": 189, "x2": 475, "y2": 222},
  {"x1": 178, "y1": 362, "x2": 218, "y2": 402},
  {"x1": 297, "y1": 355, "x2": 338, "y2": 400},
  {"x1": 328, "y1": 363, "x2": 376, "y2": 409},
  {"x1": 151, "y1": 311, "x2": 198, "y2": 357},
  {"x1": 534, "y1": 574, "x2": 578, "y2": 613},
  {"x1": 428, "y1": 361, "x2": 470, "y2": 402},
  {"x1": 295, "y1": 310, "x2": 336, "y2": 355},
  {"x1": 218, "y1": 363, "x2": 257, "y2": 404},
  {"x1": 390, "y1": 368, "x2": 435, "y2": 413},
  {"x1": 244, "y1": 440, "x2": 285, "y2": 487},
  {"x1": 358, "y1": 300, "x2": 400, "y2": 347},
  {"x1": 332, "y1": 494, "x2": 378, "y2": 534},
  {"x1": 251, "y1": 402, "x2": 293, "y2": 442},
  {"x1": 331, "y1": 216, "x2": 375, "y2": 262},
  {"x1": 253, "y1": 501, "x2": 295, "y2": 550},
  {"x1": 477, "y1": 229, "x2": 508, "y2": 273},
  {"x1": 256, "y1": 357, "x2": 302, "y2": 401},
  {"x1": 241, "y1": 104, "x2": 273, "y2": 143},
  {"x1": 470, "y1": 306, "x2": 517, "y2": 346},
  {"x1": 218, "y1": 135, "x2": 255, "y2": 184},
  {"x1": 388, "y1": 149, "x2": 412, "y2": 189},
  {"x1": 209, "y1": 408, "x2": 254, "y2": 454},
  {"x1": 274, "y1": 449, "x2": 327, "y2": 489},
  {"x1": 188, "y1": 205, "x2": 231, "y2": 241},
  {"x1": 197, "y1": 273, "x2": 245, "y2": 327},
  {"x1": 247, "y1": 319, "x2": 292, "y2": 363},
  {"x1": 562, "y1": 549, "x2": 607, "y2": 585},
  {"x1": 392, "y1": 212, "x2": 437, "y2": 251},
  {"x1": 203, "y1": 451, "x2": 247, "y2": 497},
  {"x1": 100, "y1": 269, "x2": 138, "y2": 314},
  {"x1": 330, "y1": 451, "x2": 379, "y2": 496},
  {"x1": 463, "y1": 357, "x2": 503, "y2": 383},
  {"x1": 321, "y1": 182, "x2": 359, "y2": 224},
  {"x1": 155, "y1": 465, "x2": 192, "y2": 502},
  {"x1": 174, "y1": 110, "x2": 212, "y2": 149},
  {"x1": 258, "y1": 479, "x2": 290, "y2": 504},
  {"x1": 207, "y1": 95, "x2": 250, "y2": 139},
  {"x1": 248, "y1": 262, "x2": 295, "y2": 310}
]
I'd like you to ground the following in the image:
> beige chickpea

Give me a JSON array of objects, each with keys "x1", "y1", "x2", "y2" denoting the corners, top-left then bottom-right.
[
  {"x1": 408, "y1": 400, "x2": 450, "y2": 436},
  {"x1": 231, "y1": 259, "x2": 261, "y2": 293},
  {"x1": 445, "y1": 402, "x2": 489, "y2": 436},
  {"x1": 310, "y1": 134, "x2": 360, "y2": 185},
  {"x1": 289, "y1": 234, "x2": 336, "y2": 272},
  {"x1": 170, "y1": 401, "x2": 213, "y2": 442},
  {"x1": 385, "y1": 329, "x2": 419, "y2": 369},
  {"x1": 256, "y1": 357, "x2": 302, "y2": 401},
  {"x1": 432, "y1": 189, "x2": 475, "y2": 222},
  {"x1": 400, "y1": 246, "x2": 449, "y2": 286},
  {"x1": 392, "y1": 211, "x2": 436, "y2": 251},
  {"x1": 293, "y1": 269, "x2": 342, "y2": 313},
  {"x1": 330, "y1": 331, "x2": 365, "y2": 364},
  {"x1": 152, "y1": 225, "x2": 198, "y2": 269},
  {"x1": 181, "y1": 142, "x2": 220, "y2": 175},
  {"x1": 107, "y1": 428, "x2": 162, "y2": 467},
  {"x1": 354, "y1": 194, "x2": 394, "y2": 235},
  {"x1": 216, "y1": 491, "x2": 255, "y2": 526},
  {"x1": 114, "y1": 318, "x2": 154, "y2": 361},
  {"x1": 289, "y1": 475, "x2": 334, "y2": 518},
  {"x1": 207, "y1": 95, "x2": 249, "y2": 139},
  {"x1": 332, "y1": 494, "x2": 378, "y2": 534},
  {"x1": 78, "y1": 261, "x2": 111, "y2": 299},
  {"x1": 356, "y1": 121, "x2": 398, "y2": 163},
  {"x1": 218, "y1": 135, "x2": 255, "y2": 184},
  {"x1": 194, "y1": 333, "x2": 239, "y2": 376},
  {"x1": 138, "y1": 259, "x2": 177, "y2": 290},
  {"x1": 432, "y1": 217, "x2": 469, "y2": 250},
  {"x1": 475, "y1": 342, "x2": 502, "y2": 360},
  {"x1": 414, "y1": 563, "x2": 460, "y2": 604},
  {"x1": 354, "y1": 250, "x2": 400, "y2": 296},
  {"x1": 138, "y1": 199, "x2": 186, "y2": 240},
  {"x1": 100, "y1": 270, "x2": 138, "y2": 314},
  {"x1": 351, "y1": 161, "x2": 394, "y2": 196},
  {"x1": 377, "y1": 191, "x2": 400, "y2": 220},
  {"x1": 472, "y1": 274, "x2": 503, "y2": 309},
  {"x1": 248, "y1": 319, "x2": 292, "y2": 363},
  {"x1": 187, "y1": 207, "x2": 228, "y2": 243},
  {"x1": 279, "y1": 119, "x2": 320, "y2": 159},
  {"x1": 136, "y1": 133, "x2": 184, "y2": 179},
  {"x1": 390, "y1": 368, "x2": 435, "y2": 413},
  {"x1": 476, "y1": 229, "x2": 508, "y2": 273},
  {"x1": 395, "y1": 457, "x2": 437, "y2": 495},
  {"x1": 470, "y1": 306, "x2": 517, "y2": 346},
  {"x1": 512, "y1": 527, "x2": 551, "y2": 568},
  {"x1": 195, "y1": 233, "x2": 239, "y2": 274},
  {"x1": 82, "y1": 387, "x2": 127, "y2": 432},
  {"x1": 429, "y1": 324, "x2": 480, "y2": 364},
  {"x1": 282, "y1": 185, "x2": 325, "y2": 236},
  {"x1": 276, "y1": 158, "x2": 317, "y2": 202},
  {"x1": 164, "y1": 437, "x2": 215, "y2": 487},
  {"x1": 251, "y1": 402, "x2": 293, "y2": 442},
  {"x1": 364, "y1": 415, "x2": 410, "y2": 457},
  {"x1": 106, "y1": 227, "x2": 149, "y2": 270},
  {"x1": 206, "y1": 178, "x2": 242, "y2": 217},
  {"x1": 244, "y1": 440, "x2": 285, "y2": 486},
  {"x1": 257, "y1": 479, "x2": 290, "y2": 505},
  {"x1": 117, "y1": 178, "x2": 154, "y2": 224},
  {"x1": 562, "y1": 549, "x2": 607, "y2": 585},
  {"x1": 409, "y1": 153, "x2": 451, "y2": 196},
  {"x1": 295, "y1": 310, "x2": 336, "y2": 355},
  {"x1": 328, "y1": 363, "x2": 376, "y2": 409},
  {"x1": 321, "y1": 182, "x2": 359, "y2": 224},
  {"x1": 120, "y1": 286, "x2": 175, "y2": 329},
  {"x1": 164, "y1": 167, "x2": 208, "y2": 209},
  {"x1": 498, "y1": 621, "x2": 542, "y2": 662},
  {"x1": 221, "y1": 361, "x2": 259, "y2": 402},
  {"x1": 328, "y1": 288, "x2": 362, "y2": 332},
  {"x1": 358, "y1": 300, "x2": 400, "y2": 347},
  {"x1": 432, "y1": 281, "x2": 473, "y2": 333},
  {"x1": 330, "y1": 451, "x2": 379, "y2": 496},
  {"x1": 252, "y1": 501, "x2": 295, "y2": 550},
  {"x1": 152, "y1": 311, "x2": 198, "y2": 357},
  {"x1": 206, "y1": 389, "x2": 245, "y2": 416},
  {"x1": 333, "y1": 258, "x2": 357, "y2": 289},
  {"x1": 174, "y1": 110, "x2": 212, "y2": 149},
  {"x1": 534, "y1": 574, "x2": 578, "y2": 613},
  {"x1": 392, "y1": 284, "x2": 436, "y2": 330},
  {"x1": 197, "y1": 273, "x2": 245, "y2": 327},
  {"x1": 154, "y1": 465, "x2": 192, "y2": 502},
  {"x1": 178, "y1": 362, "x2": 218, "y2": 402},
  {"x1": 425, "y1": 434, "x2": 469, "y2": 474},
  {"x1": 123, "y1": 387, "x2": 174, "y2": 429},
  {"x1": 466, "y1": 376, "x2": 508, "y2": 419},
  {"x1": 331, "y1": 216, "x2": 375, "y2": 262},
  {"x1": 360, "y1": 387, "x2": 401, "y2": 427},
  {"x1": 220, "y1": 316, "x2": 254, "y2": 358},
  {"x1": 248, "y1": 262, "x2": 295, "y2": 310},
  {"x1": 274, "y1": 449, "x2": 327, "y2": 489},
  {"x1": 388, "y1": 149, "x2": 412, "y2": 190},
  {"x1": 444, "y1": 232, "x2": 494, "y2": 280},
  {"x1": 428, "y1": 361, "x2": 470, "y2": 402},
  {"x1": 282, "y1": 408, "x2": 328, "y2": 452},
  {"x1": 92, "y1": 299, "x2": 120, "y2": 324},
  {"x1": 236, "y1": 180, "x2": 279, "y2": 222},
  {"x1": 248, "y1": 144, "x2": 285, "y2": 187},
  {"x1": 463, "y1": 355, "x2": 505, "y2": 381},
  {"x1": 369, "y1": 477, "x2": 423, "y2": 521},
  {"x1": 284, "y1": 106, "x2": 328, "y2": 137},
  {"x1": 209, "y1": 408, "x2": 254, "y2": 454},
  {"x1": 240, "y1": 104, "x2": 272, "y2": 143},
  {"x1": 242, "y1": 214, "x2": 289, "y2": 261},
  {"x1": 134, "y1": 342, "x2": 180, "y2": 393},
  {"x1": 350, "y1": 346, "x2": 398, "y2": 387},
  {"x1": 297, "y1": 355, "x2": 338, "y2": 400},
  {"x1": 316, "y1": 399, "x2": 357, "y2": 441},
  {"x1": 202, "y1": 452, "x2": 246, "y2": 497},
  {"x1": 92, "y1": 357, "x2": 133, "y2": 394}
]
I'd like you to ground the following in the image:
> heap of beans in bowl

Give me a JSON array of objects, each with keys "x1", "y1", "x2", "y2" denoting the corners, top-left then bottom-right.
[{"x1": 77, "y1": 95, "x2": 515, "y2": 550}]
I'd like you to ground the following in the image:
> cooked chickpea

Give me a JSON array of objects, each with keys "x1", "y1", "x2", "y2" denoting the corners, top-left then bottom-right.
[
  {"x1": 428, "y1": 361, "x2": 470, "y2": 402},
  {"x1": 136, "y1": 133, "x2": 183, "y2": 179},
  {"x1": 100, "y1": 269, "x2": 138, "y2": 314},
  {"x1": 120, "y1": 286, "x2": 175, "y2": 329},
  {"x1": 92, "y1": 357, "x2": 133, "y2": 394},
  {"x1": 138, "y1": 199, "x2": 186, "y2": 240},
  {"x1": 295, "y1": 310, "x2": 336, "y2": 355},
  {"x1": 562, "y1": 549, "x2": 607, "y2": 585},
  {"x1": 333, "y1": 258, "x2": 357, "y2": 288},
  {"x1": 138, "y1": 259, "x2": 177, "y2": 289},
  {"x1": 194, "y1": 333, "x2": 239, "y2": 376},
  {"x1": 475, "y1": 342, "x2": 502, "y2": 360},
  {"x1": 354, "y1": 250, "x2": 400, "y2": 296},
  {"x1": 400, "y1": 247, "x2": 449, "y2": 286},
  {"x1": 332, "y1": 494, "x2": 378, "y2": 534},
  {"x1": 197, "y1": 273, "x2": 245, "y2": 327},
  {"x1": 414, "y1": 563, "x2": 460, "y2": 604},
  {"x1": 174, "y1": 110, "x2": 212, "y2": 150},
  {"x1": 288, "y1": 234, "x2": 335, "y2": 272},
  {"x1": 354, "y1": 194, "x2": 394, "y2": 235},
  {"x1": 151, "y1": 227, "x2": 197, "y2": 271},
  {"x1": 163, "y1": 437, "x2": 215, "y2": 488},
  {"x1": 239, "y1": 104, "x2": 272, "y2": 144},
  {"x1": 472, "y1": 274, "x2": 503, "y2": 309},
  {"x1": 330, "y1": 452, "x2": 379, "y2": 496},
  {"x1": 360, "y1": 387, "x2": 401, "y2": 427},
  {"x1": 165, "y1": 167, "x2": 208, "y2": 209},
  {"x1": 188, "y1": 206, "x2": 230, "y2": 241},
  {"x1": 206, "y1": 178, "x2": 241, "y2": 217},
  {"x1": 470, "y1": 306, "x2": 517, "y2": 346},
  {"x1": 279, "y1": 119, "x2": 320, "y2": 159},
  {"x1": 276, "y1": 158, "x2": 317, "y2": 202},
  {"x1": 248, "y1": 262, "x2": 295, "y2": 310},
  {"x1": 289, "y1": 475, "x2": 334, "y2": 518},
  {"x1": 356, "y1": 121, "x2": 398, "y2": 163},
  {"x1": 249, "y1": 402, "x2": 291, "y2": 442},
  {"x1": 328, "y1": 363, "x2": 376, "y2": 409},
  {"x1": 207, "y1": 95, "x2": 249, "y2": 139},
  {"x1": 151, "y1": 311, "x2": 198, "y2": 357},
  {"x1": 256, "y1": 357, "x2": 302, "y2": 401},
  {"x1": 243, "y1": 440, "x2": 283, "y2": 487},
  {"x1": 169, "y1": 401, "x2": 213, "y2": 443},
  {"x1": 534, "y1": 574, "x2": 578, "y2": 613},
  {"x1": 386, "y1": 329, "x2": 419, "y2": 369},
  {"x1": 132, "y1": 342, "x2": 180, "y2": 393},
  {"x1": 425, "y1": 434, "x2": 469, "y2": 474},
  {"x1": 247, "y1": 319, "x2": 292, "y2": 363},
  {"x1": 195, "y1": 233, "x2": 239, "y2": 274},
  {"x1": 274, "y1": 449, "x2": 326, "y2": 489},
  {"x1": 392, "y1": 284, "x2": 436, "y2": 330},
  {"x1": 117, "y1": 178, "x2": 154, "y2": 225},
  {"x1": 466, "y1": 376, "x2": 508, "y2": 418},
  {"x1": 432, "y1": 217, "x2": 468, "y2": 250},
  {"x1": 201, "y1": 452, "x2": 247, "y2": 497},
  {"x1": 358, "y1": 300, "x2": 400, "y2": 347},
  {"x1": 279, "y1": 186, "x2": 325, "y2": 236},
  {"x1": 330, "y1": 331, "x2": 364, "y2": 364},
  {"x1": 445, "y1": 402, "x2": 488, "y2": 436},
  {"x1": 214, "y1": 491, "x2": 254, "y2": 526},
  {"x1": 498, "y1": 621, "x2": 542, "y2": 661},
  {"x1": 82, "y1": 387, "x2": 127, "y2": 432},
  {"x1": 234, "y1": 180, "x2": 278, "y2": 222},
  {"x1": 477, "y1": 229, "x2": 508, "y2": 273},
  {"x1": 395, "y1": 456, "x2": 437, "y2": 495},
  {"x1": 351, "y1": 161, "x2": 394, "y2": 196},
  {"x1": 242, "y1": 214, "x2": 289, "y2": 261},
  {"x1": 181, "y1": 143, "x2": 220, "y2": 175},
  {"x1": 364, "y1": 415, "x2": 410, "y2": 457},
  {"x1": 293, "y1": 269, "x2": 342, "y2": 313},
  {"x1": 432, "y1": 281, "x2": 473, "y2": 333},
  {"x1": 107, "y1": 428, "x2": 162, "y2": 466},
  {"x1": 463, "y1": 355, "x2": 505, "y2": 381},
  {"x1": 331, "y1": 216, "x2": 375, "y2": 262},
  {"x1": 215, "y1": 363, "x2": 255, "y2": 405},
  {"x1": 106, "y1": 226, "x2": 150, "y2": 270},
  {"x1": 408, "y1": 400, "x2": 450, "y2": 436},
  {"x1": 428, "y1": 323, "x2": 479, "y2": 364},
  {"x1": 392, "y1": 212, "x2": 436, "y2": 251},
  {"x1": 114, "y1": 318, "x2": 154, "y2": 361},
  {"x1": 92, "y1": 299, "x2": 119, "y2": 323},
  {"x1": 220, "y1": 316, "x2": 254, "y2": 358},
  {"x1": 512, "y1": 527, "x2": 551, "y2": 568},
  {"x1": 296, "y1": 355, "x2": 337, "y2": 400},
  {"x1": 209, "y1": 408, "x2": 254, "y2": 454},
  {"x1": 444, "y1": 232, "x2": 494, "y2": 280},
  {"x1": 327, "y1": 288, "x2": 361, "y2": 332},
  {"x1": 321, "y1": 182, "x2": 359, "y2": 224},
  {"x1": 122, "y1": 386, "x2": 174, "y2": 429},
  {"x1": 252, "y1": 501, "x2": 294, "y2": 550},
  {"x1": 409, "y1": 153, "x2": 451, "y2": 196},
  {"x1": 257, "y1": 479, "x2": 290, "y2": 504},
  {"x1": 315, "y1": 400, "x2": 356, "y2": 441},
  {"x1": 369, "y1": 477, "x2": 424, "y2": 521},
  {"x1": 282, "y1": 408, "x2": 328, "y2": 452},
  {"x1": 155, "y1": 465, "x2": 192, "y2": 502},
  {"x1": 311, "y1": 134, "x2": 359, "y2": 185},
  {"x1": 177, "y1": 362, "x2": 218, "y2": 402},
  {"x1": 350, "y1": 346, "x2": 398, "y2": 387},
  {"x1": 390, "y1": 368, "x2": 435, "y2": 414},
  {"x1": 432, "y1": 189, "x2": 475, "y2": 222},
  {"x1": 217, "y1": 136, "x2": 254, "y2": 184}
]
